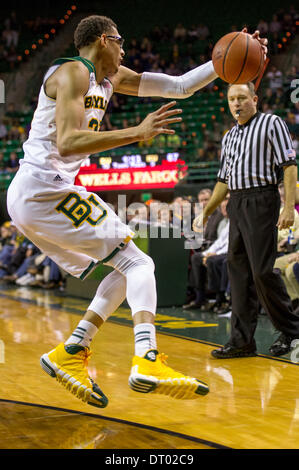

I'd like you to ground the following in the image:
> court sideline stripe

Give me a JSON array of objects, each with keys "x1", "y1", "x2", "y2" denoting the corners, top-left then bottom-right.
[
  {"x1": 0, "y1": 291, "x2": 297, "y2": 366},
  {"x1": 0, "y1": 398, "x2": 232, "y2": 450}
]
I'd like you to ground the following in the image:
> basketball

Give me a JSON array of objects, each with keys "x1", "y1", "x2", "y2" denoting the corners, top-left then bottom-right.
[{"x1": 212, "y1": 31, "x2": 264, "y2": 84}]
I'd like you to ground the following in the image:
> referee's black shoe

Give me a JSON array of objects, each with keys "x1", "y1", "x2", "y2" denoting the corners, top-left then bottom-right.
[
  {"x1": 211, "y1": 343, "x2": 257, "y2": 359},
  {"x1": 269, "y1": 333, "x2": 298, "y2": 357}
]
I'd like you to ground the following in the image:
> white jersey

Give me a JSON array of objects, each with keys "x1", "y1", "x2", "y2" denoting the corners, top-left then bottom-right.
[
  {"x1": 21, "y1": 56, "x2": 113, "y2": 183},
  {"x1": 7, "y1": 57, "x2": 135, "y2": 279}
]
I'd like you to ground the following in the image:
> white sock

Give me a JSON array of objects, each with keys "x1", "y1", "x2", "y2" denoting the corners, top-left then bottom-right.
[
  {"x1": 65, "y1": 320, "x2": 98, "y2": 348},
  {"x1": 134, "y1": 323, "x2": 157, "y2": 357}
]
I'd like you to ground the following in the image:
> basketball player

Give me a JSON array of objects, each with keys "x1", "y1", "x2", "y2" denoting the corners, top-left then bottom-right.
[{"x1": 7, "y1": 15, "x2": 267, "y2": 408}]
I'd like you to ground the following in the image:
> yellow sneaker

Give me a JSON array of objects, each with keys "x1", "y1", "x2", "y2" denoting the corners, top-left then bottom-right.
[
  {"x1": 129, "y1": 350, "x2": 209, "y2": 399},
  {"x1": 40, "y1": 343, "x2": 108, "y2": 408}
]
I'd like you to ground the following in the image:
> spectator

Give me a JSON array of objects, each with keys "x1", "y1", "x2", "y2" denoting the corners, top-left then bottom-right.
[
  {"x1": 257, "y1": 19, "x2": 269, "y2": 34},
  {"x1": 197, "y1": 188, "x2": 224, "y2": 247},
  {"x1": 266, "y1": 65, "x2": 283, "y2": 90},
  {"x1": 6, "y1": 152, "x2": 19, "y2": 173},
  {"x1": 4, "y1": 10, "x2": 19, "y2": 47},
  {"x1": 291, "y1": 102, "x2": 299, "y2": 124},
  {"x1": 274, "y1": 252, "x2": 299, "y2": 310},
  {"x1": 272, "y1": 87, "x2": 287, "y2": 109},
  {"x1": 0, "y1": 119, "x2": 8, "y2": 139},
  {"x1": 183, "y1": 196, "x2": 229, "y2": 310},
  {"x1": 174, "y1": 23, "x2": 186, "y2": 40},
  {"x1": 263, "y1": 87, "x2": 276, "y2": 107},
  {"x1": 277, "y1": 183, "x2": 299, "y2": 254},
  {"x1": 166, "y1": 133, "x2": 181, "y2": 149},
  {"x1": 196, "y1": 140, "x2": 219, "y2": 161},
  {"x1": 0, "y1": 152, "x2": 6, "y2": 172},
  {"x1": 286, "y1": 65, "x2": 299, "y2": 83},
  {"x1": 2, "y1": 26, "x2": 15, "y2": 48},
  {"x1": 197, "y1": 23, "x2": 210, "y2": 40},
  {"x1": 187, "y1": 24, "x2": 199, "y2": 42},
  {"x1": 285, "y1": 112, "x2": 299, "y2": 137},
  {"x1": 269, "y1": 14, "x2": 282, "y2": 34},
  {"x1": 261, "y1": 102, "x2": 273, "y2": 114}
]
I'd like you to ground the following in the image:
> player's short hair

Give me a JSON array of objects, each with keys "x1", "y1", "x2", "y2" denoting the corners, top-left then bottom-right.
[
  {"x1": 227, "y1": 82, "x2": 256, "y2": 96},
  {"x1": 74, "y1": 15, "x2": 117, "y2": 50}
]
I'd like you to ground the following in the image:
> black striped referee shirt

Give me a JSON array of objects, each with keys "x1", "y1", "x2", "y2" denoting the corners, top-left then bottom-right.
[{"x1": 217, "y1": 111, "x2": 297, "y2": 190}]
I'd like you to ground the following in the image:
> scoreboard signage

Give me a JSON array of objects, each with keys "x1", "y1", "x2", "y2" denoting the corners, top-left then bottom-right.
[{"x1": 75, "y1": 153, "x2": 187, "y2": 191}]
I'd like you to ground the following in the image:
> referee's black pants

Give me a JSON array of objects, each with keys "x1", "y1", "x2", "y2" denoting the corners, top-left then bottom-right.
[{"x1": 227, "y1": 185, "x2": 299, "y2": 349}]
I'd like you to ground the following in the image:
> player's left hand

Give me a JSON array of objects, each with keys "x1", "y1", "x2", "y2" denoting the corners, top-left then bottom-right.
[
  {"x1": 277, "y1": 207, "x2": 295, "y2": 230},
  {"x1": 242, "y1": 27, "x2": 268, "y2": 61}
]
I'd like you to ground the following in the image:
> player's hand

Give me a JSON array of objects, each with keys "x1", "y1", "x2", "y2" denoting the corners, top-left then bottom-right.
[
  {"x1": 242, "y1": 27, "x2": 268, "y2": 61},
  {"x1": 137, "y1": 101, "x2": 182, "y2": 141},
  {"x1": 277, "y1": 207, "x2": 295, "y2": 230}
]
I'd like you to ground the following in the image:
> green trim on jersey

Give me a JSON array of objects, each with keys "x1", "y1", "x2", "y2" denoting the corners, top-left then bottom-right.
[{"x1": 52, "y1": 56, "x2": 97, "y2": 78}]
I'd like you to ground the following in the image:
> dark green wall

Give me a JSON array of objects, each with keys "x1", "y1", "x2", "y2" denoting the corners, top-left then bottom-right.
[{"x1": 80, "y1": 0, "x2": 293, "y2": 41}]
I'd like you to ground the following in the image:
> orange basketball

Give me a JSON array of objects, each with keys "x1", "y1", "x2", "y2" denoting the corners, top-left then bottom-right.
[{"x1": 212, "y1": 32, "x2": 264, "y2": 84}]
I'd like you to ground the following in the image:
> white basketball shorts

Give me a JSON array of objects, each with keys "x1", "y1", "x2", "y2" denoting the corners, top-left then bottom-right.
[{"x1": 7, "y1": 167, "x2": 135, "y2": 279}]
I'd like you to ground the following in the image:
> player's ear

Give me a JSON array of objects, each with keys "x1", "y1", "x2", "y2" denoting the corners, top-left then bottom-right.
[{"x1": 98, "y1": 34, "x2": 108, "y2": 48}]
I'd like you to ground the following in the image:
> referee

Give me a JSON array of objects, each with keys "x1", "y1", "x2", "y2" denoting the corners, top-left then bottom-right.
[{"x1": 193, "y1": 82, "x2": 299, "y2": 358}]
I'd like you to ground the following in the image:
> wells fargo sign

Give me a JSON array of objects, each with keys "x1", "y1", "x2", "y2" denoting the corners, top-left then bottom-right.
[{"x1": 75, "y1": 162, "x2": 187, "y2": 191}]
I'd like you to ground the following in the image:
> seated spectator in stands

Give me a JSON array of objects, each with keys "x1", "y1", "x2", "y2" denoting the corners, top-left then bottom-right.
[
  {"x1": 269, "y1": 14, "x2": 281, "y2": 34},
  {"x1": 285, "y1": 112, "x2": 299, "y2": 137},
  {"x1": 0, "y1": 228, "x2": 32, "y2": 279},
  {"x1": 0, "y1": 152, "x2": 7, "y2": 173},
  {"x1": 291, "y1": 102, "x2": 299, "y2": 125},
  {"x1": 155, "y1": 134, "x2": 166, "y2": 149},
  {"x1": 186, "y1": 24, "x2": 199, "y2": 42},
  {"x1": 4, "y1": 248, "x2": 43, "y2": 284},
  {"x1": 166, "y1": 133, "x2": 181, "y2": 149},
  {"x1": 197, "y1": 23, "x2": 210, "y2": 40},
  {"x1": 292, "y1": 134, "x2": 299, "y2": 155},
  {"x1": 149, "y1": 60, "x2": 163, "y2": 73},
  {"x1": 4, "y1": 10, "x2": 19, "y2": 47},
  {"x1": 6, "y1": 152, "x2": 19, "y2": 173},
  {"x1": 204, "y1": 252, "x2": 230, "y2": 314},
  {"x1": 165, "y1": 62, "x2": 181, "y2": 76},
  {"x1": 197, "y1": 188, "x2": 224, "y2": 247},
  {"x1": 196, "y1": 140, "x2": 219, "y2": 162},
  {"x1": 274, "y1": 251, "x2": 299, "y2": 310},
  {"x1": 272, "y1": 87, "x2": 287, "y2": 109},
  {"x1": 277, "y1": 183, "x2": 299, "y2": 253},
  {"x1": 7, "y1": 120, "x2": 22, "y2": 140},
  {"x1": 5, "y1": 103, "x2": 16, "y2": 118},
  {"x1": 184, "y1": 196, "x2": 229, "y2": 310},
  {"x1": 0, "y1": 223, "x2": 13, "y2": 249},
  {"x1": 282, "y1": 11, "x2": 294, "y2": 32},
  {"x1": 2, "y1": 26, "x2": 15, "y2": 48},
  {"x1": 174, "y1": 23, "x2": 186, "y2": 40},
  {"x1": 266, "y1": 65, "x2": 283, "y2": 90},
  {"x1": 0, "y1": 119, "x2": 8, "y2": 140},
  {"x1": 286, "y1": 65, "x2": 299, "y2": 83},
  {"x1": 257, "y1": 19, "x2": 269, "y2": 34},
  {"x1": 264, "y1": 87, "x2": 276, "y2": 107},
  {"x1": 261, "y1": 103, "x2": 273, "y2": 115}
]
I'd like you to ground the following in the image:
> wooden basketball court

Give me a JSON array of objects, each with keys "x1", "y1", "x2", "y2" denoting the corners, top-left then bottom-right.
[{"x1": 0, "y1": 286, "x2": 298, "y2": 449}]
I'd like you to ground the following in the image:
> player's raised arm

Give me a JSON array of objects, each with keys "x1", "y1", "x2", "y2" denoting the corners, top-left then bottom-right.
[
  {"x1": 112, "y1": 32, "x2": 267, "y2": 99},
  {"x1": 112, "y1": 62, "x2": 218, "y2": 98},
  {"x1": 54, "y1": 62, "x2": 182, "y2": 157}
]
